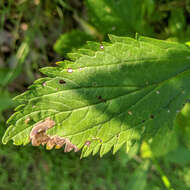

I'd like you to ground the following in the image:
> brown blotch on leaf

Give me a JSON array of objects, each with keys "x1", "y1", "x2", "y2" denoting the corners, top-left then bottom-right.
[
  {"x1": 85, "y1": 140, "x2": 91, "y2": 147},
  {"x1": 128, "y1": 111, "x2": 132, "y2": 115},
  {"x1": 64, "y1": 138, "x2": 79, "y2": 152},
  {"x1": 25, "y1": 117, "x2": 31, "y2": 124},
  {"x1": 29, "y1": 117, "x2": 79, "y2": 152},
  {"x1": 29, "y1": 117, "x2": 55, "y2": 142}
]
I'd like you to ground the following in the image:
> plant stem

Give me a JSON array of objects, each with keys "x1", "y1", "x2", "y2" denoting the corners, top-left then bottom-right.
[{"x1": 152, "y1": 158, "x2": 174, "y2": 190}]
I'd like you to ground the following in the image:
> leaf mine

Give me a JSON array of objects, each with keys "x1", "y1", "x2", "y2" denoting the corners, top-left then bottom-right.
[{"x1": 29, "y1": 117, "x2": 79, "y2": 152}]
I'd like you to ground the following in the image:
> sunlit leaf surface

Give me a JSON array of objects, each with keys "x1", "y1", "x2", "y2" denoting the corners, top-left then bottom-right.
[{"x1": 3, "y1": 35, "x2": 190, "y2": 157}]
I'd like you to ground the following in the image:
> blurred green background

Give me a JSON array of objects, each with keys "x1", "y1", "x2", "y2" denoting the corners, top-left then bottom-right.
[{"x1": 1, "y1": 0, "x2": 190, "y2": 189}]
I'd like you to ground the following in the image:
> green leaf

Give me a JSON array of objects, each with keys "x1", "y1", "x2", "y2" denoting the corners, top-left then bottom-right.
[
  {"x1": 140, "y1": 123, "x2": 178, "y2": 158},
  {"x1": 85, "y1": 0, "x2": 154, "y2": 36},
  {"x1": 126, "y1": 160, "x2": 149, "y2": 190},
  {"x1": 145, "y1": 123, "x2": 178, "y2": 158},
  {"x1": 165, "y1": 146, "x2": 190, "y2": 166},
  {"x1": 54, "y1": 30, "x2": 94, "y2": 56},
  {"x1": 2, "y1": 35, "x2": 190, "y2": 158},
  {"x1": 169, "y1": 8, "x2": 186, "y2": 36},
  {"x1": 176, "y1": 102, "x2": 190, "y2": 148}
]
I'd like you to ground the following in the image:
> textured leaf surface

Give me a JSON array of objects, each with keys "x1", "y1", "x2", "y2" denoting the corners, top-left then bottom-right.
[{"x1": 3, "y1": 35, "x2": 190, "y2": 157}]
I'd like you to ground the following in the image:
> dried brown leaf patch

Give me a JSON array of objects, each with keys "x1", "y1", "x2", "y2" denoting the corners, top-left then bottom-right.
[{"x1": 29, "y1": 117, "x2": 79, "y2": 152}]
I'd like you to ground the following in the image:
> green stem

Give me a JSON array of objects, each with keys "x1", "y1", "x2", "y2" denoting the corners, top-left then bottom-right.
[{"x1": 152, "y1": 158, "x2": 174, "y2": 190}]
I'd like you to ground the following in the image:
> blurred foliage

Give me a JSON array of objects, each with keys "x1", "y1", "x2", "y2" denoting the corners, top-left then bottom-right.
[
  {"x1": 85, "y1": 0, "x2": 155, "y2": 37},
  {"x1": 54, "y1": 29, "x2": 94, "y2": 56},
  {"x1": 0, "y1": 0, "x2": 190, "y2": 189}
]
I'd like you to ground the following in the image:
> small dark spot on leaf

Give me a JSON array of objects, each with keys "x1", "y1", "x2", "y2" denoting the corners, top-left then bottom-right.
[
  {"x1": 142, "y1": 120, "x2": 145, "y2": 123},
  {"x1": 98, "y1": 96, "x2": 102, "y2": 99},
  {"x1": 150, "y1": 115, "x2": 154, "y2": 119},
  {"x1": 97, "y1": 96, "x2": 106, "y2": 102},
  {"x1": 59, "y1": 79, "x2": 66, "y2": 84}
]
